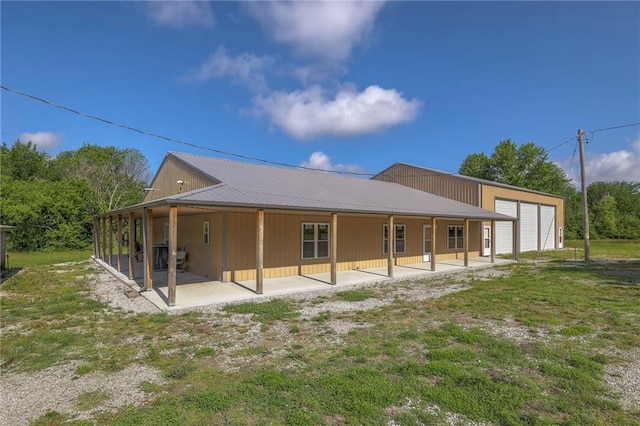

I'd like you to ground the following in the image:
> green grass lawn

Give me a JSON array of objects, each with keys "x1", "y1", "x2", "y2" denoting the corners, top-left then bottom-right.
[
  {"x1": 1, "y1": 241, "x2": 639, "y2": 425},
  {"x1": 5, "y1": 248, "x2": 93, "y2": 268}
]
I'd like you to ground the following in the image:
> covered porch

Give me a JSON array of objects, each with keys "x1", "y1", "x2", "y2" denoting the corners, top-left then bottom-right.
[{"x1": 94, "y1": 254, "x2": 512, "y2": 311}]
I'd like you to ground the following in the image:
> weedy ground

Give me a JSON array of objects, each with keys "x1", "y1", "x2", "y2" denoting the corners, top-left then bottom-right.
[{"x1": 1, "y1": 241, "x2": 639, "y2": 425}]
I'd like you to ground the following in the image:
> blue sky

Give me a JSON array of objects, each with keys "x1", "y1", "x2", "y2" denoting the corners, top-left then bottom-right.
[{"x1": 2, "y1": 1, "x2": 639, "y2": 184}]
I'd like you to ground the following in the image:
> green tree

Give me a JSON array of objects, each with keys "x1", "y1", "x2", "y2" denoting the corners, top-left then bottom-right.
[
  {"x1": 587, "y1": 181, "x2": 640, "y2": 240},
  {"x1": 51, "y1": 144, "x2": 150, "y2": 214},
  {"x1": 0, "y1": 140, "x2": 49, "y2": 180},
  {"x1": 459, "y1": 139, "x2": 574, "y2": 197}
]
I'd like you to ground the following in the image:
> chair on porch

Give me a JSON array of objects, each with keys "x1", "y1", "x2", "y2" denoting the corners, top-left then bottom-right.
[{"x1": 176, "y1": 250, "x2": 187, "y2": 273}]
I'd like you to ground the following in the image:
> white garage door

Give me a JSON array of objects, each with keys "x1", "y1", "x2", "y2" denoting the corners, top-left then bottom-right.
[
  {"x1": 540, "y1": 205, "x2": 556, "y2": 250},
  {"x1": 495, "y1": 199, "x2": 517, "y2": 254},
  {"x1": 520, "y1": 202, "x2": 539, "y2": 252}
]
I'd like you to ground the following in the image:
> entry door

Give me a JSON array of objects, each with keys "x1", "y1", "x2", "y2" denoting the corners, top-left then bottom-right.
[
  {"x1": 423, "y1": 225, "x2": 432, "y2": 262},
  {"x1": 558, "y1": 227, "x2": 563, "y2": 249},
  {"x1": 482, "y1": 226, "x2": 491, "y2": 256}
]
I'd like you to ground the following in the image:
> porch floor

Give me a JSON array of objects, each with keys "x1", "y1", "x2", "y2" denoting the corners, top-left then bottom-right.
[{"x1": 95, "y1": 254, "x2": 511, "y2": 311}]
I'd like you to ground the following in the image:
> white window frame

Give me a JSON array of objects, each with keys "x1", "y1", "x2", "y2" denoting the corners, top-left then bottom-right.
[
  {"x1": 448, "y1": 225, "x2": 464, "y2": 250},
  {"x1": 301, "y1": 223, "x2": 330, "y2": 259},
  {"x1": 203, "y1": 220, "x2": 210, "y2": 246},
  {"x1": 164, "y1": 221, "x2": 170, "y2": 244},
  {"x1": 383, "y1": 224, "x2": 406, "y2": 254}
]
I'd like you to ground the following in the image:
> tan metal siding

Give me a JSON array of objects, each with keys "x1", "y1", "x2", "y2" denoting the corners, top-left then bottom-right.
[
  {"x1": 151, "y1": 212, "x2": 220, "y2": 279},
  {"x1": 373, "y1": 164, "x2": 479, "y2": 205},
  {"x1": 482, "y1": 185, "x2": 564, "y2": 249},
  {"x1": 224, "y1": 213, "x2": 482, "y2": 280},
  {"x1": 144, "y1": 156, "x2": 216, "y2": 202}
]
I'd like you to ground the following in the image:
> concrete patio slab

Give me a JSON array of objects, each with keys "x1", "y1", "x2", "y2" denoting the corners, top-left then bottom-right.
[{"x1": 93, "y1": 254, "x2": 512, "y2": 312}]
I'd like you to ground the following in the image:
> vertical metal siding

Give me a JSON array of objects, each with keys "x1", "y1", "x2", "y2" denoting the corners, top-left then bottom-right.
[
  {"x1": 144, "y1": 156, "x2": 215, "y2": 202},
  {"x1": 373, "y1": 164, "x2": 479, "y2": 206}
]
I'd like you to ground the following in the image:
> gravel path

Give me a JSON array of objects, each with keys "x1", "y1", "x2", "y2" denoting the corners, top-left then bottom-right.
[
  {"x1": 89, "y1": 266, "x2": 162, "y2": 315},
  {"x1": 0, "y1": 362, "x2": 166, "y2": 426}
]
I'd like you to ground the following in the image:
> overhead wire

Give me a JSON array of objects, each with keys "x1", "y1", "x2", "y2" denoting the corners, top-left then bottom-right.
[{"x1": 3, "y1": 84, "x2": 638, "y2": 180}]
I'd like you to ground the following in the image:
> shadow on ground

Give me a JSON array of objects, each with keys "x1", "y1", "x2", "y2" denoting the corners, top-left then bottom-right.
[{"x1": 545, "y1": 259, "x2": 640, "y2": 287}]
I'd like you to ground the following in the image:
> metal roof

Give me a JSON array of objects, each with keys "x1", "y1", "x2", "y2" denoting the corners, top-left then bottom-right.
[
  {"x1": 141, "y1": 152, "x2": 514, "y2": 221},
  {"x1": 373, "y1": 162, "x2": 565, "y2": 200}
]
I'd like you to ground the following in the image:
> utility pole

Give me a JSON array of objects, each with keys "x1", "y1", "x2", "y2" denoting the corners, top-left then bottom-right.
[{"x1": 578, "y1": 129, "x2": 590, "y2": 261}]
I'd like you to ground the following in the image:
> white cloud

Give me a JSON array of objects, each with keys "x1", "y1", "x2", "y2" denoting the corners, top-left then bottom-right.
[
  {"x1": 183, "y1": 46, "x2": 273, "y2": 92},
  {"x1": 299, "y1": 151, "x2": 364, "y2": 174},
  {"x1": 562, "y1": 139, "x2": 640, "y2": 184},
  {"x1": 145, "y1": 1, "x2": 214, "y2": 28},
  {"x1": 247, "y1": 1, "x2": 385, "y2": 63},
  {"x1": 18, "y1": 132, "x2": 62, "y2": 151},
  {"x1": 254, "y1": 84, "x2": 421, "y2": 140}
]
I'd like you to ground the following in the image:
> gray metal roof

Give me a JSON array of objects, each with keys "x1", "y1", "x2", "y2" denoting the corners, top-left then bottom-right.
[
  {"x1": 374, "y1": 162, "x2": 564, "y2": 199},
  {"x1": 151, "y1": 152, "x2": 514, "y2": 221}
]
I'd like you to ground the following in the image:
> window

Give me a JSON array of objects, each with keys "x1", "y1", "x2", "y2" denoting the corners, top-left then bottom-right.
[
  {"x1": 164, "y1": 222, "x2": 169, "y2": 244},
  {"x1": 448, "y1": 225, "x2": 464, "y2": 250},
  {"x1": 383, "y1": 224, "x2": 406, "y2": 254},
  {"x1": 302, "y1": 223, "x2": 329, "y2": 259},
  {"x1": 203, "y1": 220, "x2": 210, "y2": 245}
]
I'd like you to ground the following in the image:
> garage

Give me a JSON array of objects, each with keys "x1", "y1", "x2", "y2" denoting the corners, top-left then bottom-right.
[
  {"x1": 540, "y1": 205, "x2": 556, "y2": 250},
  {"x1": 519, "y1": 202, "x2": 539, "y2": 252},
  {"x1": 495, "y1": 199, "x2": 517, "y2": 254}
]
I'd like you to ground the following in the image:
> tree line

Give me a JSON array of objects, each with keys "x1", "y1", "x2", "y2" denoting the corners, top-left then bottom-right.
[
  {"x1": 0, "y1": 141, "x2": 150, "y2": 251},
  {"x1": 1, "y1": 139, "x2": 638, "y2": 252}
]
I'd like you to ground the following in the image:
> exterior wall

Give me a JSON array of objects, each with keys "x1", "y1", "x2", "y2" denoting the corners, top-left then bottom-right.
[
  {"x1": 481, "y1": 184, "x2": 564, "y2": 248},
  {"x1": 144, "y1": 156, "x2": 216, "y2": 202},
  {"x1": 373, "y1": 164, "x2": 480, "y2": 206},
  {"x1": 152, "y1": 212, "x2": 221, "y2": 279},
  {"x1": 225, "y1": 212, "x2": 482, "y2": 281},
  {"x1": 0, "y1": 230, "x2": 7, "y2": 270}
]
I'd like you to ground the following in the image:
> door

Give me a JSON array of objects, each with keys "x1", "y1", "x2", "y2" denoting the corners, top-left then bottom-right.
[
  {"x1": 482, "y1": 226, "x2": 491, "y2": 256},
  {"x1": 495, "y1": 199, "x2": 517, "y2": 254},
  {"x1": 540, "y1": 205, "x2": 556, "y2": 250},
  {"x1": 423, "y1": 225, "x2": 432, "y2": 262},
  {"x1": 519, "y1": 202, "x2": 539, "y2": 252},
  {"x1": 558, "y1": 227, "x2": 563, "y2": 249}
]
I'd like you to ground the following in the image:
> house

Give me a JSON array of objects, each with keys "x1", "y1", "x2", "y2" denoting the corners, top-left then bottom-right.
[
  {"x1": 372, "y1": 163, "x2": 565, "y2": 255},
  {"x1": 93, "y1": 152, "x2": 516, "y2": 306}
]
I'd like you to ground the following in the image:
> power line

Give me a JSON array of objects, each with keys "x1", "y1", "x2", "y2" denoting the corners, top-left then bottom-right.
[
  {"x1": 544, "y1": 135, "x2": 576, "y2": 153},
  {"x1": 3, "y1": 85, "x2": 637, "y2": 180},
  {"x1": 589, "y1": 122, "x2": 640, "y2": 133},
  {"x1": 1, "y1": 85, "x2": 373, "y2": 176}
]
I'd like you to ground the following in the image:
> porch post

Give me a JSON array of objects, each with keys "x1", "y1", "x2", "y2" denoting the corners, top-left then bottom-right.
[
  {"x1": 330, "y1": 212, "x2": 338, "y2": 285},
  {"x1": 490, "y1": 219, "x2": 496, "y2": 264},
  {"x1": 512, "y1": 220, "x2": 518, "y2": 261},
  {"x1": 128, "y1": 212, "x2": 136, "y2": 279},
  {"x1": 256, "y1": 209, "x2": 264, "y2": 294},
  {"x1": 108, "y1": 216, "x2": 114, "y2": 266},
  {"x1": 93, "y1": 218, "x2": 99, "y2": 259},
  {"x1": 168, "y1": 205, "x2": 177, "y2": 306},
  {"x1": 387, "y1": 215, "x2": 394, "y2": 278},
  {"x1": 117, "y1": 214, "x2": 123, "y2": 272},
  {"x1": 143, "y1": 207, "x2": 153, "y2": 291},
  {"x1": 463, "y1": 218, "x2": 469, "y2": 267},
  {"x1": 101, "y1": 217, "x2": 107, "y2": 263},
  {"x1": 430, "y1": 217, "x2": 437, "y2": 272}
]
